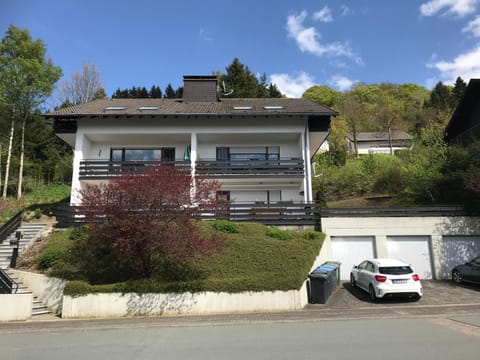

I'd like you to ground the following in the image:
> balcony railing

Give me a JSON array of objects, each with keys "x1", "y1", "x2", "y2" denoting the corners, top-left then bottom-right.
[
  {"x1": 79, "y1": 158, "x2": 305, "y2": 179},
  {"x1": 195, "y1": 158, "x2": 304, "y2": 177},
  {"x1": 200, "y1": 202, "x2": 319, "y2": 226},
  {"x1": 79, "y1": 160, "x2": 191, "y2": 179},
  {"x1": 55, "y1": 202, "x2": 320, "y2": 228}
]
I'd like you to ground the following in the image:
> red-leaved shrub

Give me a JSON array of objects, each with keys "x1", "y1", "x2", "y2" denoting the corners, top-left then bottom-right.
[{"x1": 77, "y1": 165, "x2": 226, "y2": 281}]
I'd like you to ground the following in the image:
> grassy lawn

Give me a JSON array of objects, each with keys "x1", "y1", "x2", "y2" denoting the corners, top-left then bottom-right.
[
  {"x1": 18, "y1": 221, "x2": 324, "y2": 296},
  {"x1": 0, "y1": 183, "x2": 70, "y2": 224}
]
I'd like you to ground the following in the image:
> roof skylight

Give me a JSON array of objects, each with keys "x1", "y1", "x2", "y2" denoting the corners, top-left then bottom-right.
[
  {"x1": 233, "y1": 106, "x2": 252, "y2": 110},
  {"x1": 138, "y1": 106, "x2": 160, "y2": 110},
  {"x1": 104, "y1": 106, "x2": 128, "y2": 111},
  {"x1": 263, "y1": 106, "x2": 284, "y2": 110}
]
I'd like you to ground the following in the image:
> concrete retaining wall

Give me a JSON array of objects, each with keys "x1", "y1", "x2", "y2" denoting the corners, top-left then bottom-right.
[
  {"x1": 62, "y1": 283, "x2": 309, "y2": 319},
  {"x1": 11, "y1": 270, "x2": 67, "y2": 314},
  {"x1": 0, "y1": 294, "x2": 32, "y2": 321}
]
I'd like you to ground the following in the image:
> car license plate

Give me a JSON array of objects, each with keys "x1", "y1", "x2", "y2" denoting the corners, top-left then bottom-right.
[{"x1": 393, "y1": 279, "x2": 408, "y2": 284}]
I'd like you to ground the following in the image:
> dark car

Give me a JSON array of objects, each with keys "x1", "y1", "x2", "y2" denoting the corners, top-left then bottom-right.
[{"x1": 452, "y1": 256, "x2": 480, "y2": 285}]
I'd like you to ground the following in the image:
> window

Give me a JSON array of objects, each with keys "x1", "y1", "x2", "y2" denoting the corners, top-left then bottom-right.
[
  {"x1": 366, "y1": 262, "x2": 375, "y2": 272},
  {"x1": 217, "y1": 146, "x2": 279, "y2": 161},
  {"x1": 110, "y1": 148, "x2": 175, "y2": 162},
  {"x1": 217, "y1": 191, "x2": 230, "y2": 201},
  {"x1": 379, "y1": 266, "x2": 413, "y2": 275}
]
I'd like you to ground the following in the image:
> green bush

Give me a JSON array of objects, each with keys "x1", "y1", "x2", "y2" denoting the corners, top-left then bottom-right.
[
  {"x1": 34, "y1": 208, "x2": 43, "y2": 219},
  {"x1": 265, "y1": 226, "x2": 293, "y2": 240},
  {"x1": 303, "y1": 230, "x2": 323, "y2": 240},
  {"x1": 212, "y1": 219, "x2": 239, "y2": 233},
  {"x1": 38, "y1": 248, "x2": 64, "y2": 269}
]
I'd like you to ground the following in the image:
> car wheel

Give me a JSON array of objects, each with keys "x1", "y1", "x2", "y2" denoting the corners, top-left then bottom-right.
[
  {"x1": 452, "y1": 269, "x2": 463, "y2": 284},
  {"x1": 369, "y1": 285, "x2": 377, "y2": 302},
  {"x1": 350, "y1": 274, "x2": 356, "y2": 288}
]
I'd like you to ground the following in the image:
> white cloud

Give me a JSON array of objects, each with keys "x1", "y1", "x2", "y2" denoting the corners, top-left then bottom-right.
[
  {"x1": 328, "y1": 75, "x2": 358, "y2": 91},
  {"x1": 419, "y1": 0, "x2": 478, "y2": 17},
  {"x1": 312, "y1": 6, "x2": 333, "y2": 23},
  {"x1": 286, "y1": 11, "x2": 362, "y2": 64},
  {"x1": 199, "y1": 28, "x2": 213, "y2": 41},
  {"x1": 427, "y1": 46, "x2": 480, "y2": 84},
  {"x1": 270, "y1": 72, "x2": 315, "y2": 98},
  {"x1": 340, "y1": 5, "x2": 353, "y2": 17},
  {"x1": 463, "y1": 15, "x2": 480, "y2": 37}
]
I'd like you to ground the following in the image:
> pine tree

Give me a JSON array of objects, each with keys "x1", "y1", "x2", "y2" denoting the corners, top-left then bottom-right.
[
  {"x1": 164, "y1": 83, "x2": 176, "y2": 98},
  {"x1": 452, "y1": 77, "x2": 467, "y2": 105},
  {"x1": 149, "y1": 85, "x2": 162, "y2": 98}
]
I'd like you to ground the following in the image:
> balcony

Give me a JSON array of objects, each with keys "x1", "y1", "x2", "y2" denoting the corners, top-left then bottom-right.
[
  {"x1": 78, "y1": 160, "x2": 191, "y2": 180},
  {"x1": 79, "y1": 158, "x2": 304, "y2": 180},
  {"x1": 195, "y1": 158, "x2": 304, "y2": 178},
  {"x1": 56, "y1": 202, "x2": 320, "y2": 227}
]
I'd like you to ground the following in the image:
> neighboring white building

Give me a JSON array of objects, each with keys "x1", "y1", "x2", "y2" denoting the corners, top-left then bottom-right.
[
  {"x1": 47, "y1": 76, "x2": 336, "y2": 224},
  {"x1": 347, "y1": 130, "x2": 413, "y2": 155}
]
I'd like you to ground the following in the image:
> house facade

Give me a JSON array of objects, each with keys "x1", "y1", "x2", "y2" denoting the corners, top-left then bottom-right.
[
  {"x1": 347, "y1": 130, "x2": 413, "y2": 155},
  {"x1": 47, "y1": 76, "x2": 336, "y2": 224}
]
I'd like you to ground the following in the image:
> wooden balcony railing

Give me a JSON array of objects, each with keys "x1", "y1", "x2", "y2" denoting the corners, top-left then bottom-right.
[
  {"x1": 195, "y1": 158, "x2": 304, "y2": 177},
  {"x1": 79, "y1": 158, "x2": 305, "y2": 179},
  {"x1": 199, "y1": 202, "x2": 319, "y2": 226},
  {"x1": 56, "y1": 202, "x2": 320, "y2": 228},
  {"x1": 79, "y1": 160, "x2": 191, "y2": 179}
]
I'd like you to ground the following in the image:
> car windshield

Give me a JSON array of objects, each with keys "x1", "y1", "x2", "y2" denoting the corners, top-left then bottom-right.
[{"x1": 379, "y1": 266, "x2": 413, "y2": 275}]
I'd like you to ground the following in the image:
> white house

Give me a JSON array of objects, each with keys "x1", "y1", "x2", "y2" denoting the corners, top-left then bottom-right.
[
  {"x1": 47, "y1": 76, "x2": 336, "y2": 225},
  {"x1": 347, "y1": 130, "x2": 413, "y2": 155}
]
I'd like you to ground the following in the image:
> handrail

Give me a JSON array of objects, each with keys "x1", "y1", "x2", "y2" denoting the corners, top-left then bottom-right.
[
  {"x1": 0, "y1": 267, "x2": 18, "y2": 294},
  {"x1": 0, "y1": 210, "x2": 23, "y2": 244}
]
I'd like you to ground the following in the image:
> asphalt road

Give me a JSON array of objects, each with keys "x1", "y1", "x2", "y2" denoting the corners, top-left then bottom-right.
[
  {"x1": 0, "y1": 280, "x2": 479, "y2": 359},
  {"x1": 0, "y1": 317, "x2": 479, "y2": 360}
]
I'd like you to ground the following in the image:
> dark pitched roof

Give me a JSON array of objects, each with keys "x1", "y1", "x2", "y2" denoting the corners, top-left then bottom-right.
[
  {"x1": 45, "y1": 97, "x2": 337, "y2": 118},
  {"x1": 347, "y1": 130, "x2": 413, "y2": 142}
]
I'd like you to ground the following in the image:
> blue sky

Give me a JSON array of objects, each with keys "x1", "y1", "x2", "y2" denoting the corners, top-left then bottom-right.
[{"x1": 2, "y1": 0, "x2": 480, "y2": 102}]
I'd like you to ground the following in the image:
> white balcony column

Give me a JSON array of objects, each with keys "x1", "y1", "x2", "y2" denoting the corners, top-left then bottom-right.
[
  {"x1": 70, "y1": 132, "x2": 84, "y2": 205},
  {"x1": 190, "y1": 132, "x2": 197, "y2": 200},
  {"x1": 302, "y1": 123, "x2": 313, "y2": 203}
]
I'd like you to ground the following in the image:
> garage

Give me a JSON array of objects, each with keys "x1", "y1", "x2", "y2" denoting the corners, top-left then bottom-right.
[
  {"x1": 386, "y1": 236, "x2": 433, "y2": 279},
  {"x1": 443, "y1": 236, "x2": 480, "y2": 277},
  {"x1": 331, "y1": 236, "x2": 376, "y2": 280}
]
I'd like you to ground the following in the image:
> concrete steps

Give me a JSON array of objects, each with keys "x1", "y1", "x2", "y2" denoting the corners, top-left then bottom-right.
[{"x1": 0, "y1": 223, "x2": 53, "y2": 317}]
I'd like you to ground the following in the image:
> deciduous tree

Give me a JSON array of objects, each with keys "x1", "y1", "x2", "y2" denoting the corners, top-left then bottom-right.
[
  {"x1": 77, "y1": 165, "x2": 226, "y2": 281},
  {"x1": 58, "y1": 62, "x2": 104, "y2": 106},
  {"x1": 0, "y1": 25, "x2": 62, "y2": 199}
]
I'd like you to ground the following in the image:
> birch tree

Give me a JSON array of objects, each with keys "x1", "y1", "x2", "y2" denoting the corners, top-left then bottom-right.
[{"x1": 0, "y1": 25, "x2": 62, "y2": 199}]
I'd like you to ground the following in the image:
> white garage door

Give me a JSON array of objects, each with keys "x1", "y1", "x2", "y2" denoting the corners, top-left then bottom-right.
[
  {"x1": 331, "y1": 236, "x2": 375, "y2": 280},
  {"x1": 386, "y1": 236, "x2": 433, "y2": 279},
  {"x1": 443, "y1": 236, "x2": 480, "y2": 278}
]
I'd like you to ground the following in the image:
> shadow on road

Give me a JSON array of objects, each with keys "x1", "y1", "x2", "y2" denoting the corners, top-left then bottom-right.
[{"x1": 341, "y1": 282, "x2": 422, "y2": 305}]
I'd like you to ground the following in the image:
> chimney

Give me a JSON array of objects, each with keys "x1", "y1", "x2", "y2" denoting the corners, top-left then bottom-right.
[{"x1": 182, "y1": 75, "x2": 218, "y2": 102}]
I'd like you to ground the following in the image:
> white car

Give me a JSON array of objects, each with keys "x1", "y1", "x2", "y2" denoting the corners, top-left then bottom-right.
[{"x1": 350, "y1": 258, "x2": 423, "y2": 302}]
